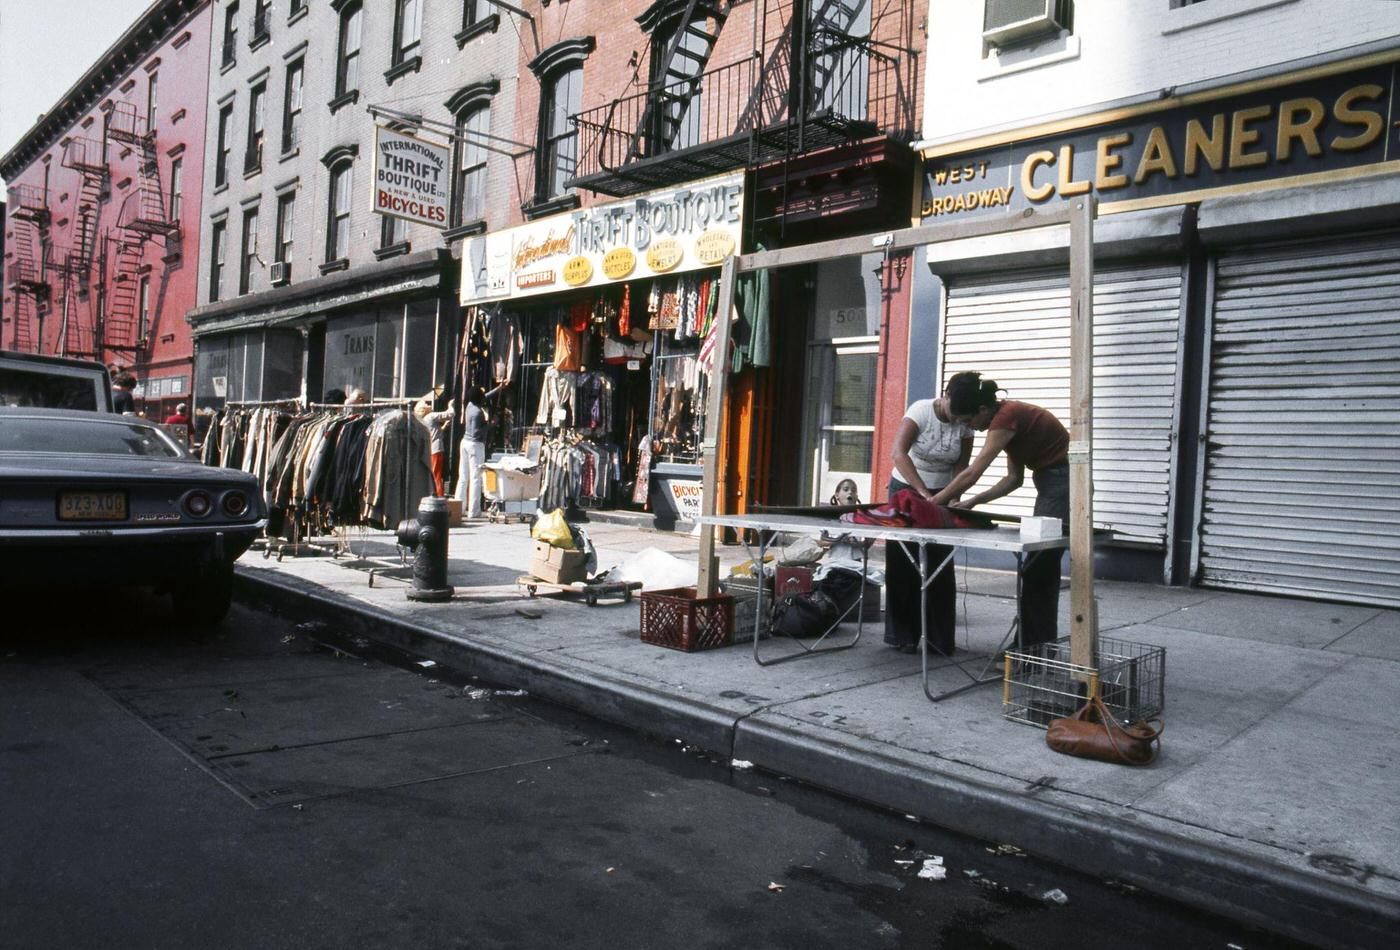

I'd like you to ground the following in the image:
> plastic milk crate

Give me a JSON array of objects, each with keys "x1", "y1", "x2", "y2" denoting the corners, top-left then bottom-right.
[{"x1": 639, "y1": 587, "x2": 735, "y2": 652}]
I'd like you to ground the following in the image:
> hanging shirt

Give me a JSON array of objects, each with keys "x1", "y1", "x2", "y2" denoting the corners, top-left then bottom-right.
[{"x1": 554, "y1": 323, "x2": 584, "y2": 372}]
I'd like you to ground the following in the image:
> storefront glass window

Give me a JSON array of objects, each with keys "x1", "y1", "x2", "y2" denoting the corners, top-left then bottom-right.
[
  {"x1": 373, "y1": 305, "x2": 406, "y2": 399},
  {"x1": 262, "y1": 331, "x2": 303, "y2": 401},
  {"x1": 322, "y1": 310, "x2": 376, "y2": 398},
  {"x1": 403, "y1": 299, "x2": 437, "y2": 398}
]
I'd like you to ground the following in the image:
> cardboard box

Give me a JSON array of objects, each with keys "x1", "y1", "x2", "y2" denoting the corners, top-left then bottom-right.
[
  {"x1": 530, "y1": 539, "x2": 587, "y2": 585},
  {"x1": 445, "y1": 499, "x2": 463, "y2": 527}
]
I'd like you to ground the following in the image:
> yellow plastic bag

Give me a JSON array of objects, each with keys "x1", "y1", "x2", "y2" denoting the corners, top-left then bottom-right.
[{"x1": 532, "y1": 508, "x2": 575, "y2": 549}]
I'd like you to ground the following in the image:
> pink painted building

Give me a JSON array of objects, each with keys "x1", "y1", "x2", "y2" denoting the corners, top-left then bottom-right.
[{"x1": 1, "y1": 0, "x2": 212, "y2": 420}]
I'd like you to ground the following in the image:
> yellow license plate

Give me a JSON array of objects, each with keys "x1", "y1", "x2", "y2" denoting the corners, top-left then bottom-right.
[{"x1": 58, "y1": 491, "x2": 128, "y2": 521}]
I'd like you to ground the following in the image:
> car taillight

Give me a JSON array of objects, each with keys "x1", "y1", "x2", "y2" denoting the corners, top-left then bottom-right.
[
  {"x1": 221, "y1": 491, "x2": 248, "y2": 518},
  {"x1": 183, "y1": 490, "x2": 213, "y2": 518}
]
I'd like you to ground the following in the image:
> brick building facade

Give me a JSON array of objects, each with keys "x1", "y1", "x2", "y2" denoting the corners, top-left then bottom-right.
[
  {"x1": 185, "y1": 0, "x2": 519, "y2": 412},
  {"x1": 1, "y1": 0, "x2": 212, "y2": 421}
]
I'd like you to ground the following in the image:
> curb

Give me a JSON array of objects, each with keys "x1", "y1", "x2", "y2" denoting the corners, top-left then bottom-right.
[{"x1": 235, "y1": 568, "x2": 1400, "y2": 949}]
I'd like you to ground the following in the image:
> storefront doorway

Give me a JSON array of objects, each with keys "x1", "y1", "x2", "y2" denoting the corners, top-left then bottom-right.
[{"x1": 798, "y1": 254, "x2": 884, "y2": 504}]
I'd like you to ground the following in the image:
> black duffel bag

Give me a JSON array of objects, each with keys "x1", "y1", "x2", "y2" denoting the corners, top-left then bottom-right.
[{"x1": 771, "y1": 589, "x2": 842, "y2": 638}]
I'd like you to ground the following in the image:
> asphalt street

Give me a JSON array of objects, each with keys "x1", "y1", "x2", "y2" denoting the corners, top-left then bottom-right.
[{"x1": 0, "y1": 590, "x2": 1309, "y2": 950}]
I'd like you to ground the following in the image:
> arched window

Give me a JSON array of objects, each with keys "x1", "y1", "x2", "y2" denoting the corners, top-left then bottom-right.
[
  {"x1": 454, "y1": 105, "x2": 490, "y2": 226},
  {"x1": 528, "y1": 39, "x2": 594, "y2": 206},
  {"x1": 334, "y1": 1, "x2": 363, "y2": 98},
  {"x1": 321, "y1": 145, "x2": 358, "y2": 264}
]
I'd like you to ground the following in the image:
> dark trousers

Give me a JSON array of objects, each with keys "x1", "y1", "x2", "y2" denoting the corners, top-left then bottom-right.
[
  {"x1": 1021, "y1": 464, "x2": 1070, "y2": 648},
  {"x1": 883, "y1": 478, "x2": 956, "y2": 654}
]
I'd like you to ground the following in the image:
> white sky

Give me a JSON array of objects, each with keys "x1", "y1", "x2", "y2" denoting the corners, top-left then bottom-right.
[{"x1": 1, "y1": 0, "x2": 152, "y2": 187}]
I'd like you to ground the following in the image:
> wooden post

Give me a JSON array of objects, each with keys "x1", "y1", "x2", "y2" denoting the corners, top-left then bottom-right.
[
  {"x1": 697, "y1": 256, "x2": 739, "y2": 597},
  {"x1": 1068, "y1": 198, "x2": 1098, "y2": 675}
]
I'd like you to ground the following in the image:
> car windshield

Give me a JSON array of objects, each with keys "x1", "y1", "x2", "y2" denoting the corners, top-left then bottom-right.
[{"x1": 0, "y1": 417, "x2": 183, "y2": 458}]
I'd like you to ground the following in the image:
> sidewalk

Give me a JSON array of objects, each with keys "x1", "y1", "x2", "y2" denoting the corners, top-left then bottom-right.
[{"x1": 234, "y1": 519, "x2": 1400, "y2": 948}]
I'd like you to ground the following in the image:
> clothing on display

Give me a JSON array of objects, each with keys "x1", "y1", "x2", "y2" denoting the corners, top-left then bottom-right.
[
  {"x1": 538, "y1": 437, "x2": 621, "y2": 511},
  {"x1": 205, "y1": 403, "x2": 433, "y2": 537}
]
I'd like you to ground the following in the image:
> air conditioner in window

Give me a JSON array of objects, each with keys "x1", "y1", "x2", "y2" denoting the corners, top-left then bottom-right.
[
  {"x1": 269, "y1": 261, "x2": 290, "y2": 286},
  {"x1": 983, "y1": 0, "x2": 1068, "y2": 50}
]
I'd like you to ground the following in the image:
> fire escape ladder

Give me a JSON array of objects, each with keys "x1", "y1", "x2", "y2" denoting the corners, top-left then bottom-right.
[
  {"x1": 110, "y1": 101, "x2": 179, "y2": 241},
  {"x1": 804, "y1": 0, "x2": 867, "y2": 112},
  {"x1": 621, "y1": 0, "x2": 729, "y2": 167},
  {"x1": 6, "y1": 216, "x2": 41, "y2": 351},
  {"x1": 63, "y1": 136, "x2": 110, "y2": 283},
  {"x1": 105, "y1": 230, "x2": 145, "y2": 353}
]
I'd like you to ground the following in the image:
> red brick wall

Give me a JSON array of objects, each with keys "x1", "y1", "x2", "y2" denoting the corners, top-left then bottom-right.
[{"x1": 2, "y1": 2, "x2": 211, "y2": 404}]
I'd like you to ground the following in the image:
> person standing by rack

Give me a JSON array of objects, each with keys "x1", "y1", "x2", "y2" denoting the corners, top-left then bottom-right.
[
  {"x1": 415, "y1": 395, "x2": 455, "y2": 497},
  {"x1": 455, "y1": 385, "x2": 501, "y2": 518}
]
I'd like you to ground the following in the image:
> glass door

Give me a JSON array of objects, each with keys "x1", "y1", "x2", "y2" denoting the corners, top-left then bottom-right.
[{"x1": 808, "y1": 341, "x2": 878, "y2": 504}]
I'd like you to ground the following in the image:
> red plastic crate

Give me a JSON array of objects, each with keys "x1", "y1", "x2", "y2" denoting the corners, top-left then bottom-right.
[{"x1": 639, "y1": 587, "x2": 735, "y2": 652}]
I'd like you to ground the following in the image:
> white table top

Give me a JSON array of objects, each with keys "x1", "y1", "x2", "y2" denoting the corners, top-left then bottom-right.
[{"x1": 698, "y1": 513, "x2": 1068, "y2": 554}]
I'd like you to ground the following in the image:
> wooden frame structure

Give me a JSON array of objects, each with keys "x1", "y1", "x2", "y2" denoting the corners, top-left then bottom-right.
[{"x1": 697, "y1": 199, "x2": 1100, "y2": 668}]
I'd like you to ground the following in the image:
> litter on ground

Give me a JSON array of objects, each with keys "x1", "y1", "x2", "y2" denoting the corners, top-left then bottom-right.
[
  {"x1": 1041, "y1": 888, "x2": 1069, "y2": 905},
  {"x1": 731, "y1": 759, "x2": 753, "y2": 770},
  {"x1": 917, "y1": 857, "x2": 946, "y2": 881}
]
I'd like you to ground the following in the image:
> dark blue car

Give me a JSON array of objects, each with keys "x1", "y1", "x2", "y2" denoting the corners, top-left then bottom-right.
[{"x1": 0, "y1": 408, "x2": 266, "y2": 625}]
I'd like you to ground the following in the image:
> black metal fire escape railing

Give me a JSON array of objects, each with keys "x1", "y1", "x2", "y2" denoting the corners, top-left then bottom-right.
[{"x1": 567, "y1": 4, "x2": 917, "y2": 198}]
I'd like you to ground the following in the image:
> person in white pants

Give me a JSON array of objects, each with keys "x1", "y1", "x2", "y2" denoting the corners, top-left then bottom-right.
[{"x1": 455, "y1": 387, "x2": 490, "y2": 518}]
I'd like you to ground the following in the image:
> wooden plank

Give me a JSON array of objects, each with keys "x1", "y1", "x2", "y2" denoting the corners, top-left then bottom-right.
[
  {"x1": 735, "y1": 205, "x2": 1076, "y2": 274},
  {"x1": 697, "y1": 256, "x2": 739, "y2": 597},
  {"x1": 1068, "y1": 198, "x2": 1099, "y2": 675}
]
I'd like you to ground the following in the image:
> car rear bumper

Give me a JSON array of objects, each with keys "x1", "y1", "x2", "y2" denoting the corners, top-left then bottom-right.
[{"x1": 0, "y1": 522, "x2": 265, "y2": 583}]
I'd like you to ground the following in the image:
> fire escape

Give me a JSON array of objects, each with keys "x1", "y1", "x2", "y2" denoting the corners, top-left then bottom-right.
[
  {"x1": 4, "y1": 183, "x2": 52, "y2": 352},
  {"x1": 104, "y1": 100, "x2": 180, "y2": 355},
  {"x1": 568, "y1": 0, "x2": 916, "y2": 199}
]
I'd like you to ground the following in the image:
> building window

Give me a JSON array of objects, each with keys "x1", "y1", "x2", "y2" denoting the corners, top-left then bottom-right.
[
  {"x1": 326, "y1": 162, "x2": 353, "y2": 262},
  {"x1": 239, "y1": 207, "x2": 259, "y2": 295},
  {"x1": 168, "y1": 157, "x2": 183, "y2": 222},
  {"x1": 393, "y1": 0, "x2": 423, "y2": 63},
  {"x1": 336, "y1": 2, "x2": 363, "y2": 97},
  {"x1": 274, "y1": 191, "x2": 295, "y2": 265},
  {"x1": 291, "y1": 0, "x2": 306, "y2": 16},
  {"x1": 222, "y1": 2, "x2": 239, "y2": 67},
  {"x1": 252, "y1": 0, "x2": 271, "y2": 42},
  {"x1": 380, "y1": 213, "x2": 407, "y2": 249},
  {"x1": 537, "y1": 65, "x2": 582, "y2": 201},
  {"x1": 462, "y1": 0, "x2": 478, "y2": 27},
  {"x1": 215, "y1": 103, "x2": 233, "y2": 188},
  {"x1": 453, "y1": 104, "x2": 490, "y2": 226},
  {"x1": 281, "y1": 58, "x2": 304, "y2": 153},
  {"x1": 146, "y1": 72, "x2": 159, "y2": 131},
  {"x1": 138, "y1": 275, "x2": 151, "y2": 341},
  {"x1": 246, "y1": 81, "x2": 266, "y2": 173},
  {"x1": 209, "y1": 219, "x2": 227, "y2": 302}
]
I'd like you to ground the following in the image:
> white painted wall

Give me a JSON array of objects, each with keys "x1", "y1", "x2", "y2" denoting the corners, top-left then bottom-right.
[{"x1": 922, "y1": 0, "x2": 1400, "y2": 144}]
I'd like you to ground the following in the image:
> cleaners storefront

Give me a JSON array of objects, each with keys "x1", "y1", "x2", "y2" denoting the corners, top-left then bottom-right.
[
  {"x1": 459, "y1": 173, "x2": 754, "y2": 525},
  {"x1": 918, "y1": 52, "x2": 1400, "y2": 607}
]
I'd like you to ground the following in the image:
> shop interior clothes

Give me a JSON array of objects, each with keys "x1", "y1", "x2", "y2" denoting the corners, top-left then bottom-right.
[
  {"x1": 537, "y1": 437, "x2": 622, "y2": 512},
  {"x1": 455, "y1": 268, "x2": 769, "y2": 513},
  {"x1": 204, "y1": 404, "x2": 433, "y2": 537}
]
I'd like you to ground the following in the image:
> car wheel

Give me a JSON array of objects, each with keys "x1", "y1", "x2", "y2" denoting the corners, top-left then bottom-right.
[{"x1": 172, "y1": 562, "x2": 234, "y2": 627}]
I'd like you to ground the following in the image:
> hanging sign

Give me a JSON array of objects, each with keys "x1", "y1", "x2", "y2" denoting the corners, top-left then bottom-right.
[
  {"x1": 372, "y1": 125, "x2": 450, "y2": 228},
  {"x1": 461, "y1": 172, "x2": 744, "y2": 304}
]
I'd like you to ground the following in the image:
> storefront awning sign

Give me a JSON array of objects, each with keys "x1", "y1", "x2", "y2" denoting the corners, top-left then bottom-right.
[
  {"x1": 920, "y1": 62, "x2": 1394, "y2": 220},
  {"x1": 373, "y1": 125, "x2": 450, "y2": 229},
  {"x1": 460, "y1": 172, "x2": 744, "y2": 304}
]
